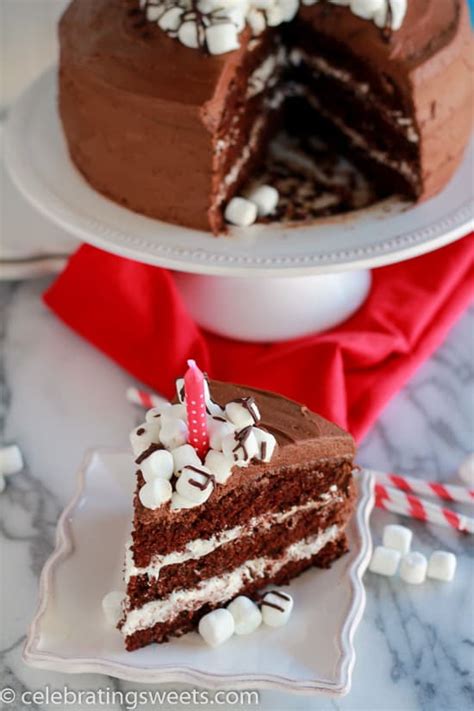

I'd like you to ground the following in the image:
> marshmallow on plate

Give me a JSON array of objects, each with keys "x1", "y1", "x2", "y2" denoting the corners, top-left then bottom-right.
[
  {"x1": 227, "y1": 596, "x2": 262, "y2": 635},
  {"x1": 427, "y1": 550, "x2": 457, "y2": 582},
  {"x1": 224, "y1": 197, "x2": 258, "y2": 227},
  {"x1": 0, "y1": 444, "x2": 24, "y2": 476},
  {"x1": 253, "y1": 428, "x2": 277, "y2": 463},
  {"x1": 261, "y1": 590, "x2": 294, "y2": 627},
  {"x1": 102, "y1": 591, "x2": 124, "y2": 626},
  {"x1": 208, "y1": 418, "x2": 235, "y2": 451},
  {"x1": 172, "y1": 444, "x2": 202, "y2": 475},
  {"x1": 369, "y1": 545, "x2": 400, "y2": 576},
  {"x1": 130, "y1": 422, "x2": 161, "y2": 457},
  {"x1": 139, "y1": 478, "x2": 173, "y2": 509},
  {"x1": 159, "y1": 418, "x2": 188, "y2": 450},
  {"x1": 383, "y1": 524, "x2": 412, "y2": 555},
  {"x1": 140, "y1": 449, "x2": 174, "y2": 482},
  {"x1": 205, "y1": 449, "x2": 234, "y2": 484},
  {"x1": 222, "y1": 427, "x2": 258, "y2": 466},
  {"x1": 198, "y1": 608, "x2": 235, "y2": 647},
  {"x1": 176, "y1": 465, "x2": 215, "y2": 504},
  {"x1": 245, "y1": 185, "x2": 279, "y2": 217},
  {"x1": 399, "y1": 551, "x2": 427, "y2": 585},
  {"x1": 225, "y1": 398, "x2": 261, "y2": 428},
  {"x1": 458, "y1": 453, "x2": 474, "y2": 487}
]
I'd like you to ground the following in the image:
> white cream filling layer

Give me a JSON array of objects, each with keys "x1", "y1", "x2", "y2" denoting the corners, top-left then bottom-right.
[
  {"x1": 122, "y1": 524, "x2": 340, "y2": 637},
  {"x1": 290, "y1": 49, "x2": 419, "y2": 144},
  {"x1": 126, "y1": 490, "x2": 341, "y2": 582},
  {"x1": 305, "y1": 93, "x2": 419, "y2": 184}
]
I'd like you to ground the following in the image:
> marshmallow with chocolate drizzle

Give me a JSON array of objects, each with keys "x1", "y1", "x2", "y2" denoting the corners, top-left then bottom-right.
[
  {"x1": 138, "y1": 0, "x2": 407, "y2": 55},
  {"x1": 131, "y1": 376, "x2": 279, "y2": 511}
]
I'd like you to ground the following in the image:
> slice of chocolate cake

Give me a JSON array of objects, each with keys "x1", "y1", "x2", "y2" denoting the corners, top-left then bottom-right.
[{"x1": 120, "y1": 375, "x2": 356, "y2": 650}]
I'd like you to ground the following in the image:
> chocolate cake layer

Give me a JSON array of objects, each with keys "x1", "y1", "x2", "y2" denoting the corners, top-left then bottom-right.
[
  {"x1": 124, "y1": 534, "x2": 348, "y2": 650},
  {"x1": 127, "y1": 479, "x2": 355, "y2": 605},
  {"x1": 131, "y1": 381, "x2": 355, "y2": 564},
  {"x1": 59, "y1": 0, "x2": 473, "y2": 234}
]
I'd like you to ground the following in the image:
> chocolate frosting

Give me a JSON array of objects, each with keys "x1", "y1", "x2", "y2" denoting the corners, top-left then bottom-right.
[{"x1": 59, "y1": 0, "x2": 472, "y2": 230}]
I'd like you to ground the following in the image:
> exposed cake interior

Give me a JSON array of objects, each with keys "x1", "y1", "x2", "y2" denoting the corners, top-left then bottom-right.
[
  {"x1": 120, "y1": 378, "x2": 356, "y2": 650},
  {"x1": 205, "y1": 21, "x2": 421, "y2": 232}
]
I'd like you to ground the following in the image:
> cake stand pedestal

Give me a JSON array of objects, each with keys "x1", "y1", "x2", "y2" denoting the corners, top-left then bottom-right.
[
  {"x1": 4, "y1": 69, "x2": 473, "y2": 342},
  {"x1": 173, "y1": 271, "x2": 371, "y2": 341}
]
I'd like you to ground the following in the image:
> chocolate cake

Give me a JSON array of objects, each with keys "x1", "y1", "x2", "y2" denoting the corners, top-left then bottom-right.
[
  {"x1": 58, "y1": 0, "x2": 473, "y2": 234},
  {"x1": 120, "y1": 376, "x2": 356, "y2": 650}
]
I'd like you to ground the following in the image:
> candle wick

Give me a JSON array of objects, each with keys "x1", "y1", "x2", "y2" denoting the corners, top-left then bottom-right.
[{"x1": 187, "y1": 359, "x2": 197, "y2": 369}]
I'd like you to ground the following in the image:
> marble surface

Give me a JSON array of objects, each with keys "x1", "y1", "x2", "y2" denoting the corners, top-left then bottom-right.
[{"x1": 0, "y1": 277, "x2": 473, "y2": 710}]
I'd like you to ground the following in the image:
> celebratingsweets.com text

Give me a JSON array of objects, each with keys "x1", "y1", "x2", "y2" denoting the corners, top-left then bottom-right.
[{"x1": 0, "y1": 685, "x2": 260, "y2": 709}]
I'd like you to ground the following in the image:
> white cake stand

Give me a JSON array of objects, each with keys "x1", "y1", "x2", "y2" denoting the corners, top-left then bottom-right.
[{"x1": 5, "y1": 69, "x2": 473, "y2": 341}]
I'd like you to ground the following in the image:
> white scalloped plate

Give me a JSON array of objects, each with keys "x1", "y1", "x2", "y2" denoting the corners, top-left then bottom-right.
[
  {"x1": 5, "y1": 69, "x2": 473, "y2": 277},
  {"x1": 23, "y1": 449, "x2": 374, "y2": 695}
]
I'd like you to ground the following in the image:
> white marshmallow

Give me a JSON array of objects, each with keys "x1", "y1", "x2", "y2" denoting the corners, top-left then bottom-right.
[
  {"x1": 261, "y1": 590, "x2": 294, "y2": 627},
  {"x1": 139, "y1": 478, "x2": 173, "y2": 509},
  {"x1": 374, "y1": 0, "x2": 407, "y2": 31},
  {"x1": 208, "y1": 418, "x2": 235, "y2": 451},
  {"x1": 170, "y1": 492, "x2": 199, "y2": 510},
  {"x1": 161, "y1": 403, "x2": 187, "y2": 423},
  {"x1": 369, "y1": 546, "x2": 400, "y2": 576},
  {"x1": 458, "y1": 453, "x2": 474, "y2": 487},
  {"x1": 198, "y1": 608, "x2": 235, "y2": 647},
  {"x1": 176, "y1": 465, "x2": 214, "y2": 504},
  {"x1": 0, "y1": 475, "x2": 5, "y2": 493},
  {"x1": 145, "y1": 403, "x2": 170, "y2": 423},
  {"x1": 158, "y1": 6, "x2": 183, "y2": 31},
  {"x1": 253, "y1": 428, "x2": 277, "y2": 462},
  {"x1": 247, "y1": 8, "x2": 266, "y2": 35},
  {"x1": 399, "y1": 551, "x2": 427, "y2": 585},
  {"x1": 227, "y1": 596, "x2": 262, "y2": 635},
  {"x1": 171, "y1": 444, "x2": 202, "y2": 475},
  {"x1": 350, "y1": 0, "x2": 384, "y2": 20},
  {"x1": 222, "y1": 428, "x2": 258, "y2": 466},
  {"x1": 226, "y1": 7, "x2": 246, "y2": 32},
  {"x1": 225, "y1": 398, "x2": 261, "y2": 428},
  {"x1": 178, "y1": 20, "x2": 200, "y2": 49},
  {"x1": 159, "y1": 419, "x2": 188, "y2": 450},
  {"x1": 427, "y1": 551, "x2": 457, "y2": 582},
  {"x1": 266, "y1": 5, "x2": 283, "y2": 26},
  {"x1": 102, "y1": 591, "x2": 124, "y2": 627},
  {"x1": 246, "y1": 184, "x2": 279, "y2": 217},
  {"x1": 279, "y1": 0, "x2": 299, "y2": 22},
  {"x1": 205, "y1": 449, "x2": 234, "y2": 484},
  {"x1": 140, "y1": 449, "x2": 174, "y2": 482},
  {"x1": 253, "y1": 0, "x2": 274, "y2": 8},
  {"x1": 224, "y1": 197, "x2": 258, "y2": 227},
  {"x1": 130, "y1": 422, "x2": 161, "y2": 457},
  {"x1": 383, "y1": 524, "x2": 412, "y2": 555},
  {"x1": 146, "y1": 5, "x2": 162, "y2": 22},
  {"x1": 0, "y1": 445, "x2": 24, "y2": 476}
]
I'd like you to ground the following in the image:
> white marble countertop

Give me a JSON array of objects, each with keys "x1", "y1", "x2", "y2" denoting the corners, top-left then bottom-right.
[{"x1": 1, "y1": 277, "x2": 473, "y2": 710}]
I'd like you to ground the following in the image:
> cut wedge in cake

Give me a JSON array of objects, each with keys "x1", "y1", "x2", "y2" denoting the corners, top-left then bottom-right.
[{"x1": 119, "y1": 377, "x2": 356, "y2": 650}]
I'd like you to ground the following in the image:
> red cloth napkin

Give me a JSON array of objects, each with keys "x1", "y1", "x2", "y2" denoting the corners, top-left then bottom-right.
[{"x1": 44, "y1": 236, "x2": 474, "y2": 441}]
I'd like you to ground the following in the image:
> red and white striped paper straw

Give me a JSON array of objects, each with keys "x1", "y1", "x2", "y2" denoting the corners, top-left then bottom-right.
[
  {"x1": 375, "y1": 483, "x2": 474, "y2": 534},
  {"x1": 126, "y1": 387, "x2": 169, "y2": 411},
  {"x1": 373, "y1": 470, "x2": 474, "y2": 506}
]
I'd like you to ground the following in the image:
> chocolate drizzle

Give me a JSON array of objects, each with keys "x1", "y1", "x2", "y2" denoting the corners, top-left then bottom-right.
[
  {"x1": 229, "y1": 397, "x2": 261, "y2": 425},
  {"x1": 185, "y1": 465, "x2": 215, "y2": 490},
  {"x1": 135, "y1": 443, "x2": 163, "y2": 465},
  {"x1": 232, "y1": 426, "x2": 254, "y2": 461}
]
